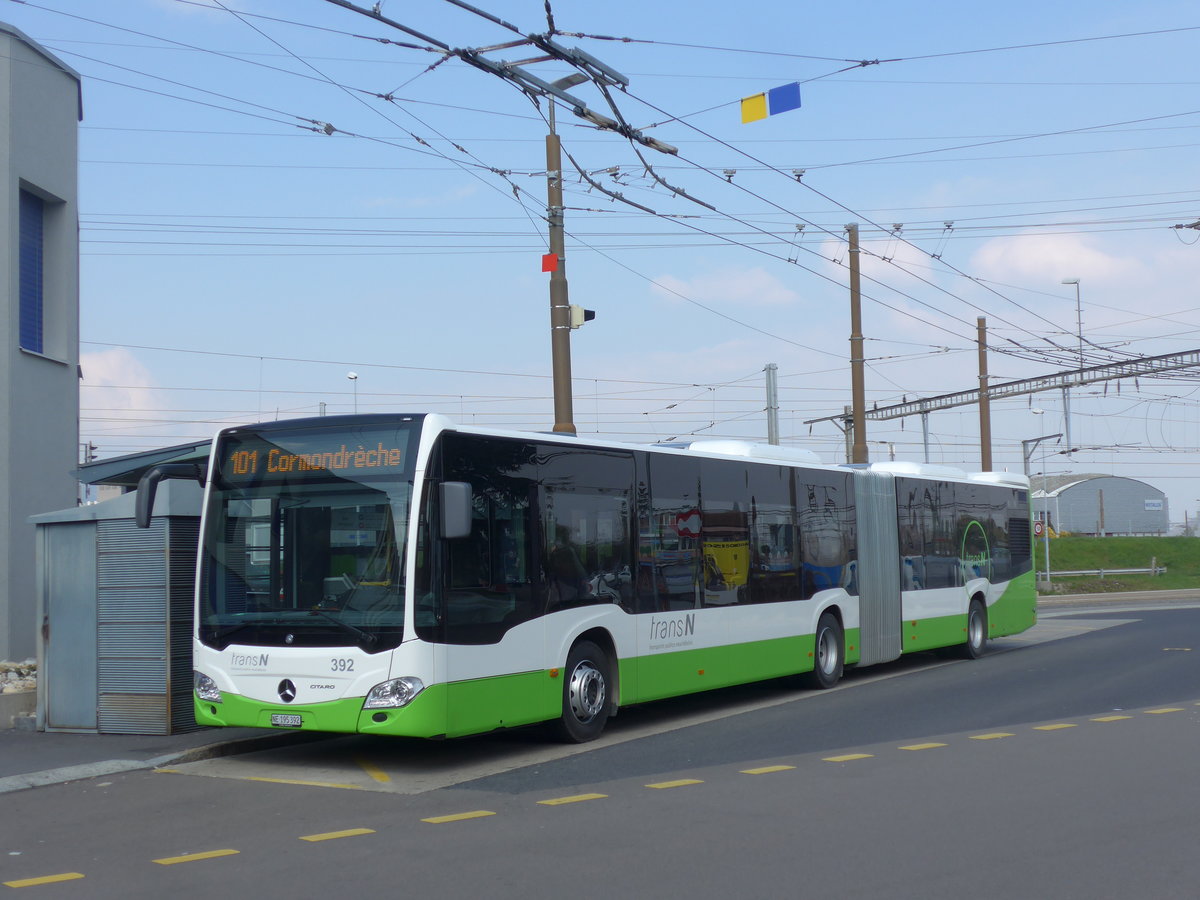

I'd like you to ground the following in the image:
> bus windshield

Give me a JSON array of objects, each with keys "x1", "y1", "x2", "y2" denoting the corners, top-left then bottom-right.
[{"x1": 198, "y1": 420, "x2": 419, "y2": 653}]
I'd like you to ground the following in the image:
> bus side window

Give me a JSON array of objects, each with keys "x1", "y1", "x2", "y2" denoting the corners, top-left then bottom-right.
[
  {"x1": 646, "y1": 456, "x2": 702, "y2": 612},
  {"x1": 799, "y1": 471, "x2": 856, "y2": 598},
  {"x1": 746, "y1": 464, "x2": 796, "y2": 604},
  {"x1": 539, "y1": 445, "x2": 636, "y2": 614},
  {"x1": 699, "y1": 458, "x2": 751, "y2": 608}
]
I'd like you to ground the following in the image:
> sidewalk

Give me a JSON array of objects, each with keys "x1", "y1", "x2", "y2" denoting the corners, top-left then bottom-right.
[
  {"x1": 1037, "y1": 587, "x2": 1200, "y2": 609},
  {"x1": 0, "y1": 725, "x2": 322, "y2": 795}
]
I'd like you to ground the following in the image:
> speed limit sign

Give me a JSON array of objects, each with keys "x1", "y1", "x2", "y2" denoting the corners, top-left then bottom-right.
[{"x1": 1033, "y1": 520, "x2": 1044, "y2": 538}]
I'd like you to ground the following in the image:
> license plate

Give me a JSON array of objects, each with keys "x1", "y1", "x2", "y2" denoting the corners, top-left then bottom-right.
[{"x1": 271, "y1": 713, "x2": 303, "y2": 728}]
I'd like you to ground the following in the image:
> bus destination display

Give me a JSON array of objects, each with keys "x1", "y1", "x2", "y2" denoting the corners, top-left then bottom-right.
[{"x1": 220, "y1": 428, "x2": 412, "y2": 483}]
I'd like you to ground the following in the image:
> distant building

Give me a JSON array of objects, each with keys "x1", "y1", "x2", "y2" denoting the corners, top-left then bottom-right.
[
  {"x1": 1032, "y1": 474, "x2": 1169, "y2": 536},
  {"x1": 1, "y1": 22, "x2": 82, "y2": 660}
]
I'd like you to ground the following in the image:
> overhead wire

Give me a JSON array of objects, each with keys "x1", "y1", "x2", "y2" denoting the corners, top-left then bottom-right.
[
  {"x1": 608, "y1": 84, "x2": 1115, "y2": 347},
  {"x1": 21, "y1": 1, "x2": 1200, "y2": 458},
  {"x1": 557, "y1": 23, "x2": 1200, "y2": 65},
  {"x1": 201, "y1": 0, "x2": 551, "y2": 242},
  {"x1": 385, "y1": 2, "x2": 1084, "y2": 359},
  {"x1": 62, "y1": 0, "x2": 1162, "y2": 365}
]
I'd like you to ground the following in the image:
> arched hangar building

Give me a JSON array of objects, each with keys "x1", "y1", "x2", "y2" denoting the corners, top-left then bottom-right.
[{"x1": 1032, "y1": 474, "x2": 1169, "y2": 537}]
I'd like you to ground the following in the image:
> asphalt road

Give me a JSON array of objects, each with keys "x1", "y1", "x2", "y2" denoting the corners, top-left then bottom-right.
[{"x1": 4, "y1": 605, "x2": 1199, "y2": 898}]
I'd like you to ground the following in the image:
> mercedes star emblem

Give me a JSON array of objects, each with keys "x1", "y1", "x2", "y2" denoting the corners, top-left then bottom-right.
[{"x1": 278, "y1": 679, "x2": 297, "y2": 703}]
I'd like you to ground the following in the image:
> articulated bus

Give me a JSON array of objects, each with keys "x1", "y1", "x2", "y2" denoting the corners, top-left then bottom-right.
[{"x1": 137, "y1": 413, "x2": 1035, "y2": 743}]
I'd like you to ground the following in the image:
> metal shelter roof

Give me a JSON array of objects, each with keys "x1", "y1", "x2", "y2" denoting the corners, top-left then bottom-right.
[{"x1": 74, "y1": 440, "x2": 211, "y2": 488}]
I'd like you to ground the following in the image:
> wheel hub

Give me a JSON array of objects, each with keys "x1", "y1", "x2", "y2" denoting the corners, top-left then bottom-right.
[
  {"x1": 817, "y1": 627, "x2": 839, "y2": 674},
  {"x1": 969, "y1": 608, "x2": 984, "y2": 647},
  {"x1": 567, "y1": 660, "x2": 605, "y2": 723}
]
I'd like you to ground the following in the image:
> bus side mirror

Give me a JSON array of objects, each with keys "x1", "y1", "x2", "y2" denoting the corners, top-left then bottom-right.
[
  {"x1": 135, "y1": 463, "x2": 206, "y2": 528},
  {"x1": 439, "y1": 481, "x2": 473, "y2": 540}
]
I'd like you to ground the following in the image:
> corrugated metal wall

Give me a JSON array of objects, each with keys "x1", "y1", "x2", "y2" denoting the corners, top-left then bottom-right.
[
  {"x1": 96, "y1": 518, "x2": 199, "y2": 734},
  {"x1": 1056, "y1": 477, "x2": 1169, "y2": 535}
]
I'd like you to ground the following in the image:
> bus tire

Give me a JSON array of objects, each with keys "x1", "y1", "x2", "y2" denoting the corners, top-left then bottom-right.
[
  {"x1": 960, "y1": 597, "x2": 988, "y2": 659},
  {"x1": 805, "y1": 612, "x2": 844, "y2": 690},
  {"x1": 554, "y1": 640, "x2": 611, "y2": 743}
]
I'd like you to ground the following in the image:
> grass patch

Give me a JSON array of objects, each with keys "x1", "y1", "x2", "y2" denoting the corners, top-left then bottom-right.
[{"x1": 1036, "y1": 535, "x2": 1200, "y2": 593}]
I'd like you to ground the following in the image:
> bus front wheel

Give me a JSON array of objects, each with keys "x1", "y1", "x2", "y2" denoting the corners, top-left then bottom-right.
[
  {"x1": 804, "y1": 612, "x2": 844, "y2": 690},
  {"x1": 554, "y1": 640, "x2": 611, "y2": 743}
]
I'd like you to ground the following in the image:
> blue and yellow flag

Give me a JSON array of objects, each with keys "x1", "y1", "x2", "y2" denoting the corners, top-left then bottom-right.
[{"x1": 741, "y1": 82, "x2": 802, "y2": 123}]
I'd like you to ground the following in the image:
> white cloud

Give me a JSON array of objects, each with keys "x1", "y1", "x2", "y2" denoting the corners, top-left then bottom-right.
[
  {"x1": 80, "y1": 348, "x2": 160, "y2": 422},
  {"x1": 81, "y1": 347, "x2": 154, "y2": 387},
  {"x1": 651, "y1": 266, "x2": 801, "y2": 307},
  {"x1": 969, "y1": 232, "x2": 1143, "y2": 284}
]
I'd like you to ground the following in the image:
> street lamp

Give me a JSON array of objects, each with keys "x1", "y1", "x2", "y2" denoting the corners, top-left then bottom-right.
[
  {"x1": 1023, "y1": 424, "x2": 1062, "y2": 590},
  {"x1": 347, "y1": 371, "x2": 358, "y2": 414}
]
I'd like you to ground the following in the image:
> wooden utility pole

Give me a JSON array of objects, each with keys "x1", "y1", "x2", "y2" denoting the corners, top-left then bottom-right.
[
  {"x1": 977, "y1": 317, "x2": 992, "y2": 470},
  {"x1": 546, "y1": 96, "x2": 577, "y2": 434}
]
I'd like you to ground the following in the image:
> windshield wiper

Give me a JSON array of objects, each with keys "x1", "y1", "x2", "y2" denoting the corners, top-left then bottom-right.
[
  {"x1": 307, "y1": 608, "x2": 379, "y2": 651},
  {"x1": 208, "y1": 621, "x2": 269, "y2": 649},
  {"x1": 206, "y1": 611, "x2": 381, "y2": 652}
]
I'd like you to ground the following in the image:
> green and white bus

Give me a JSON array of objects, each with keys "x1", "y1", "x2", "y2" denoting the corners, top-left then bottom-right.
[{"x1": 137, "y1": 413, "x2": 1035, "y2": 742}]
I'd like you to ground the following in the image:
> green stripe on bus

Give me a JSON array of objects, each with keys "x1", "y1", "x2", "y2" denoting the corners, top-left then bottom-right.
[
  {"x1": 193, "y1": 586, "x2": 1031, "y2": 739},
  {"x1": 632, "y1": 634, "x2": 811, "y2": 702}
]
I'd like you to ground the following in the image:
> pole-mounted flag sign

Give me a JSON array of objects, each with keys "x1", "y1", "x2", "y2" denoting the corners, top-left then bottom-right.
[{"x1": 741, "y1": 82, "x2": 802, "y2": 123}]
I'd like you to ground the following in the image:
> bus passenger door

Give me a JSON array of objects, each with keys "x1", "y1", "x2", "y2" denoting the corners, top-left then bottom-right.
[{"x1": 437, "y1": 476, "x2": 549, "y2": 736}]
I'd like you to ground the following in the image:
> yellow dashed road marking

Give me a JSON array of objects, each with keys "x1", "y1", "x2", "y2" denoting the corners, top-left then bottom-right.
[
  {"x1": 153, "y1": 849, "x2": 239, "y2": 866},
  {"x1": 422, "y1": 811, "x2": 496, "y2": 824},
  {"x1": 1034, "y1": 724, "x2": 1077, "y2": 731},
  {"x1": 646, "y1": 779, "x2": 704, "y2": 789},
  {"x1": 354, "y1": 758, "x2": 391, "y2": 784},
  {"x1": 299, "y1": 828, "x2": 375, "y2": 842},
  {"x1": 537, "y1": 793, "x2": 608, "y2": 806},
  {"x1": 1145, "y1": 707, "x2": 1184, "y2": 714},
  {"x1": 1092, "y1": 715, "x2": 1132, "y2": 722},
  {"x1": 741, "y1": 765, "x2": 796, "y2": 775},
  {"x1": 4, "y1": 873, "x2": 85, "y2": 888},
  {"x1": 899, "y1": 742, "x2": 947, "y2": 751},
  {"x1": 823, "y1": 753, "x2": 873, "y2": 763},
  {"x1": 970, "y1": 733, "x2": 1014, "y2": 740}
]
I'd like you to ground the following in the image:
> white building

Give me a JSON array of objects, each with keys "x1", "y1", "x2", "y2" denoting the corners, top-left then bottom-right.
[{"x1": 1, "y1": 22, "x2": 81, "y2": 660}]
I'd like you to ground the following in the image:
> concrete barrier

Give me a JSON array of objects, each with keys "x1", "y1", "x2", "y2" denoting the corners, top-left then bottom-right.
[{"x1": 1, "y1": 690, "x2": 36, "y2": 729}]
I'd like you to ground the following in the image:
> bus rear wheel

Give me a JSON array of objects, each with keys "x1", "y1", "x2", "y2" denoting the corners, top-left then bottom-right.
[
  {"x1": 959, "y1": 597, "x2": 988, "y2": 659},
  {"x1": 804, "y1": 612, "x2": 844, "y2": 690},
  {"x1": 554, "y1": 640, "x2": 611, "y2": 743}
]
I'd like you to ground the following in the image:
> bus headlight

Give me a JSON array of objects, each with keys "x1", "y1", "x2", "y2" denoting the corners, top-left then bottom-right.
[
  {"x1": 364, "y1": 676, "x2": 425, "y2": 709},
  {"x1": 194, "y1": 670, "x2": 222, "y2": 703}
]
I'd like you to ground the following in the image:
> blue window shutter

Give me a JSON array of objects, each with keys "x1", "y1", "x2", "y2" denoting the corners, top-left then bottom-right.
[{"x1": 19, "y1": 190, "x2": 45, "y2": 354}]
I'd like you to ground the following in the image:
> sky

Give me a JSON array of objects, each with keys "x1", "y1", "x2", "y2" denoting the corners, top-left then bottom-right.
[{"x1": 5, "y1": 0, "x2": 1200, "y2": 527}]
